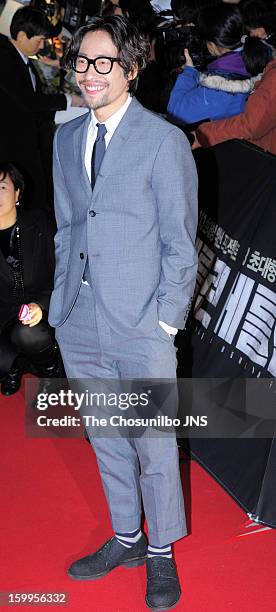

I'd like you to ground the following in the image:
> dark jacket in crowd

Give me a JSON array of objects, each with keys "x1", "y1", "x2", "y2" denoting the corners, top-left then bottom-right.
[
  {"x1": 0, "y1": 209, "x2": 55, "y2": 331},
  {"x1": 0, "y1": 34, "x2": 67, "y2": 211}
]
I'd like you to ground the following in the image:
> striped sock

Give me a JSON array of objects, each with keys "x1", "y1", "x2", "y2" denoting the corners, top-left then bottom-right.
[
  {"x1": 148, "y1": 544, "x2": 172, "y2": 559},
  {"x1": 115, "y1": 527, "x2": 142, "y2": 548}
]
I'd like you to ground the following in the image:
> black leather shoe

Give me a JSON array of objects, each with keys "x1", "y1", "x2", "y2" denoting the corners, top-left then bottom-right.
[
  {"x1": 146, "y1": 557, "x2": 181, "y2": 610},
  {"x1": 1, "y1": 361, "x2": 24, "y2": 396},
  {"x1": 68, "y1": 534, "x2": 148, "y2": 580},
  {"x1": 31, "y1": 344, "x2": 66, "y2": 409}
]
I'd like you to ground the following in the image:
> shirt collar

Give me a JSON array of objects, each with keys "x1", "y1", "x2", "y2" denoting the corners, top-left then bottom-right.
[
  {"x1": 11, "y1": 43, "x2": 29, "y2": 65},
  {"x1": 90, "y1": 94, "x2": 132, "y2": 136}
]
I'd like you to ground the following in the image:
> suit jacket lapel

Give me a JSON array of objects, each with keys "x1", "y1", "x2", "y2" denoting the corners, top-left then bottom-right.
[
  {"x1": 72, "y1": 99, "x2": 143, "y2": 201},
  {"x1": 91, "y1": 98, "x2": 143, "y2": 202},
  {"x1": 73, "y1": 112, "x2": 92, "y2": 199},
  {"x1": 9, "y1": 41, "x2": 35, "y2": 94}
]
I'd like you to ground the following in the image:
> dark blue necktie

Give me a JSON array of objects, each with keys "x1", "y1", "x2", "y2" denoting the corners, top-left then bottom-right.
[{"x1": 91, "y1": 123, "x2": 107, "y2": 190}]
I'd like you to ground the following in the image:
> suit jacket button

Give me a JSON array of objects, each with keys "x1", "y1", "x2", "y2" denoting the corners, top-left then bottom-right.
[
  {"x1": 89, "y1": 210, "x2": 96, "y2": 217},
  {"x1": 80, "y1": 252, "x2": 84, "y2": 259}
]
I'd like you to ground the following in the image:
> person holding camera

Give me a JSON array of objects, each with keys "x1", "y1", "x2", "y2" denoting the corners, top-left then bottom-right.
[{"x1": 167, "y1": 3, "x2": 259, "y2": 125}]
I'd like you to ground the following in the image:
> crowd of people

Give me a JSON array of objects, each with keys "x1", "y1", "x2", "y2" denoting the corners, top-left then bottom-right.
[
  {"x1": 0, "y1": 0, "x2": 275, "y2": 398},
  {"x1": 0, "y1": 1, "x2": 275, "y2": 609}
]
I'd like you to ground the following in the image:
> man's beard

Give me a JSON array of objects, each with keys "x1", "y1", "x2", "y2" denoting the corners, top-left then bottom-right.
[{"x1": 83, "y1": 91, "x2": 109, "y2": 110}]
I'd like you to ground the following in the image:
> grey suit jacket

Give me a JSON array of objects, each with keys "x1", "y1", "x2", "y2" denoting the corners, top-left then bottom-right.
[{"x1": 49, "y1": 97, "x2": 198, "y2": 334}]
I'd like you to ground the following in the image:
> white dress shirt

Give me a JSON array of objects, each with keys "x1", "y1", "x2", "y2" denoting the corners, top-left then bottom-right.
[
  {"x1": 84, "y1": 95, "x2": 177, "y2": 336},
  {"x1": 84, "y1": 94, "x2": 132, "y2": 181}
]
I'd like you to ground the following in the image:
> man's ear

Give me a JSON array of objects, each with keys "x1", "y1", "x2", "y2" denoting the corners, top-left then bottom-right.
[
  {"x1": 16, "y1": 30, "x2": 27, "y2": 44},
  {"x1": 15, "y1": 188, "x2": 20, "y2": 204},
  {"x1": 127, "y1": 63, "x2": 138, "y2": 82},
  {"x1": 206, "y1": 41, "x2": 219, "y2": 56}
]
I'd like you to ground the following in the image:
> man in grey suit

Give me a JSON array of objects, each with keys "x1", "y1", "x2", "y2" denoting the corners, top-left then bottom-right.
[{"x1": 49, "y1": 15, "x2": 198, "y2": 610}]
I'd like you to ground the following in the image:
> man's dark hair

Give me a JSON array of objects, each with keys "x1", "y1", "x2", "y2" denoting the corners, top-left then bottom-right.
[
  {"x1": 10, "y1": 6, "x2": 50, "y2": 41},
  {"x1": 241, "y1": 0, "x2": 276, "y2": 36},
  {"x1": 0, "y1": 163, "x2": 25, "y2": 200},
  {"x1": 66, "y1": 15, "x2": 149, "y2": 95},
  {"x1": 199, "y1": 4, "x2": 243, "y2": 50},
  {"x1": 242, "y1": 35, "x2": 272, "y2": 76}
]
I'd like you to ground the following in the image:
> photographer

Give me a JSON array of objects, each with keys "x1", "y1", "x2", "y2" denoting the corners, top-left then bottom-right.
[{"x1": 167, "y1": 4, "x2": 259, "y2": 125}]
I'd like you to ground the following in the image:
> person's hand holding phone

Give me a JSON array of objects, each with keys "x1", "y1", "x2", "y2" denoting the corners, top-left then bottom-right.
[{"x1": 19, "y1": 303, "x2": 43, "y2": 327}]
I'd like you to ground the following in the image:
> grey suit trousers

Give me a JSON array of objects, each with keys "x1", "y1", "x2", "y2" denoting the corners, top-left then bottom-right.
[{"x1": 56, "y1": 282, "x2": 187, "y2": 546}]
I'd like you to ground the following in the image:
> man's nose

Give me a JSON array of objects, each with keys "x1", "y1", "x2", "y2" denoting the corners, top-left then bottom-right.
[{"x1": 86, "y1": 62, "x2": 100, "y2": 77}]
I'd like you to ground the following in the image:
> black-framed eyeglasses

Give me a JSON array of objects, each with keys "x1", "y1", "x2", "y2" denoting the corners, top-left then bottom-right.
[{"x1": 72, "y1": 55, "x2": 121, "y2": 74}]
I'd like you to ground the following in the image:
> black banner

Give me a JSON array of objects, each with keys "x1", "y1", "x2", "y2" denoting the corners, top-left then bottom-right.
[
  {"x1": 179, "y1": 140, "x2": 276, "y2": 378},
  {"x1": 178, "y1": 140, "x2": 276, "y2": 527}
]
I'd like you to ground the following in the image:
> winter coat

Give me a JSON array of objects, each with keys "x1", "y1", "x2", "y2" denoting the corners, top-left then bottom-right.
[
  {"x1": 196, "y1": 59, "x2": 276, "y2": 156},
  {"x1": 167, "y1": 50, "x2": 259, "y2": 125}
]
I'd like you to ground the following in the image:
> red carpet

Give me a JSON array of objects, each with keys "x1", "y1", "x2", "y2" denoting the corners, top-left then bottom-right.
[{"x1": 1, "y1": 381, "x2": 276, "y2": 611}]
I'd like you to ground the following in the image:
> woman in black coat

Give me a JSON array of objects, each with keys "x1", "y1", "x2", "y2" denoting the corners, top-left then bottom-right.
[{"x1": 0, "y1": 162, "x2": 61, "y2": 395}]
